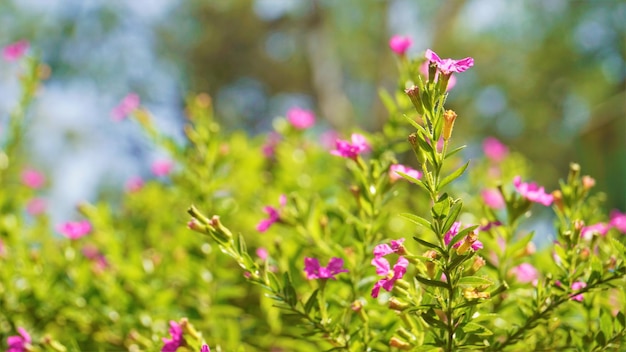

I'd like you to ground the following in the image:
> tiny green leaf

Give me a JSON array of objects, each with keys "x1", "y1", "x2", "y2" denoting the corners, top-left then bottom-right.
[
  {"x1": 458, "y1": 276, "x2": 493, "y2": 286},
  {"x1": 439, "y1": 161, "x2": 470, "y2": 190}
]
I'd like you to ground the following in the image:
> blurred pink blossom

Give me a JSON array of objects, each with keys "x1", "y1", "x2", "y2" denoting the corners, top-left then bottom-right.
[
  {"x1": 510, "y1": 263, "x2": 538, "y2": 285},
  {"x1": 21, "y1": 168, "x2": 45, "y2": 189},
  {"x1": 3, "y1": 40, "x2": 29, "y2": 61},
  {"x1": 256, "y1": 247, "x2": 268, "y2": 261},
  {"x1": 57, "y1": 220, "x2": 92, "y2": 240},
  {"x1": 389, "y1": 35, "x2": 412, "y2": 56},
  {"x1": 304, "y1": 257, "x2": 348, "y2": 280},
  {"x1": 7, "y1": 327, "x2": 31, "y2": 352},
  {"x1": 330, "y1": 133, "x2": 370, "y2": 160},
  {"x1": 286, "y1": 107, "x2": 315, "y2": 130},
  {"x1": 26, "y1": 198, "x2": 46, "y2": 216},
  {"x1": 570, "y1": 281, "x2": 587, "y2": 302},
  {"x1": 319, "y1": 130, "x2": 339, "y2": 150},
  {"x1": 161, "y1": 320, "x2": 183, "y2": 352},
  {"x1": 82, "y1": 244, "x2": 109, "y2": 271},
  {"x1": 125, "y1": 176, "x2": 145, "y2": 192},
  {"x1": 580, "y1": 222, "x2": 609, "y2": 240},
  {"x1": 262, "y1": 132, "x2": 281, "y2": 158},
  {"x1": 151, "y1": 159, "x2": 174, "y2": 177},
  {"x1": 201, "y1": 345, "x2": 211, "y2": 352},
  {"x1": 481, "y1": 189, "x2": 505, "y2": 209},
  {"x1": 425, "y1": 49, "x2": 474, "y2": 75},
  {"x1": 609, "y1": 210, "x2": 626, "y2": 233},
  {"x1": 389, "y1": 164, "x2": 421, "y2": 183},
  {"x1": 513, "y1": 176, "x2": 553, "y2": 206},
  {"x1": 256, "y1": 195, "x2": 287, "y2": 233},
  {"x1": 111, "y1": 93, "x2": 140, "y2": 121},
  {"x1": 483, "y1": 137, "x2": 509, "y2": 162},
  {"x1": 373, "y1": 238, "x2": 405, "y2": 258}
]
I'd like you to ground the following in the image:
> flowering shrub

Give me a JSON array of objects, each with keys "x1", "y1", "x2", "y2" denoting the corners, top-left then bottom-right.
[{"x1": 1, "y1": 37, "x2": 625, "y2": 352}]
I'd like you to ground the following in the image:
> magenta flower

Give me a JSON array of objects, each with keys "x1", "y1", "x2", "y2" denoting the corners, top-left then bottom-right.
[
  {"x1": 510, "y1": 263, "x2": 538, "y2": 285},
  {"x1": 111, "y1": 93, "x2": 140, "y2": 121},
  {"x1": 330, "y1": 133, "x2": 370, "y2": 160},
  {"x1": 389, "y1": 164, "x2": 421, "y2": 183},
  {"x1": 425, "y1": 49, "x2": 474, "y2": 75},
  {"x1": 371, "y1": 256, "x2": 409, "y2": 298},
  {"x1": 21, "y1": 168, "x2": 45, "y2": 189},
  {"x1": 57, "y1": 220, "x2": 92, "y2": 240},
  {"x1": 580, "y1": 222, "x2": 609, "y2": 240},
  {"x1": 481, "y1": 189, "x2": 505, "y2": 210},
  {"x1": 125, "y1": 176, "x2": 145, "y2": 193},
  {"x1": 373, "y1": 238, "x2": 405, "y2": 258},
  {"x1": 162, "y1": 320, "x2": 184, "y2": 352},
  {"x1": 286, "y1": 107, "x2": 316, "y2": 130},
  {"x1": 7, "y1": 327, "x2": 31, "y2": 352},
  {"x1": 513, "y1": 176, "x2": 553, "y2": 206},
  {"x1": 609, "y1": 210, "x2": 626, "y2": 233},
  {"x1": 256, "y1": 195, "x2": 287, "y2": 232},
  {"x1": 389, "y1": 35, "x2": 412, "y2": 56},
  {"x1": 570, "y1": 281, "x2": 587, "y2": 302},
  {"x1": 200, "y1": 345, "x2": 211, "y2": 352},
  {"x1": 319, "y1": 130, "x2": 340, "y2": 150},
  {"x1": 256, "y1": 247, "x2": 268, "y2": 261},
  {"x1": 26, "y1": 197, "x2": 46, "y2": 216},
  {"x1": 304, "y1": 257, "x2": 349, "y2": 280},
  {"x1": 151, "y1": 159, "x2": 174, "y2": 177},
  {"x1": 3, "y1": 40, "x2": 29, "y2": 62},
  {"x1": 444, "y1": 222, "x2": 483, "y2": 251},
  {"x1": 482, "y1": 137, "x2": 509, "y2": 162},
  {"x1": 420, "y1": 61, "x2": 457, "y2": 91},
  {"x1": 82, "y1": 244, "x2": 109, "y2": 271}
]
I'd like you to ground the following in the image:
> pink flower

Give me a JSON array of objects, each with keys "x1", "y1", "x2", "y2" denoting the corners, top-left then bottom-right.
[
  {"x1": 26, "y1": 198, "x2": 46, "y2": 216},
  {"x1": 609, "y1": 210, "x2": 626, "y2": 233},
  {"x1": 570, "y1": 281, "x2": 587, "y2": 302},
  {"x1": 482, "y1": 137, "x2": 509, "y2": 162},
  {"x1": 513, "y1": 176, "x2": 553, "y2": 206},
  {"x1": 21, "y1": 168, "x2": 45, "y2": 189},
  {"x1": 201, "y1": 345, "x2": 211, "y2": 352},
  {"x1": 373, "y1": 238, "x2": 405, "y2": 258},
  {"x1": 371, "y1": 256, "x2": 409, "y2": 298},
  {"x1": 7, "y1": 327, "x2": 31, "y2": 352},
  {"x1": 444, "y1": 222, "x2": 483, "y2": 251},
  {"x1": 580, "y1": 222, "x2": 609, "y2": 240},
  {"x1": 420, "y1": 61, "x2": 457, "y2": 91},
  {"x1": 286, "y1": 107, "x2": 316, "y2": 130},
  {"x1": 425, "y1": 49, "x2": 474, "y2": 75},
  {"x1": 82, "y1": 244, "x2": 109, "y2": 271},
  {"x1": 151, "y1": 159, "x2": 174, "y2": 177},
  {"x1": 262, "y1": 132, "x2": 282, "y2": 158},
  {"x1": 3, "y1": 40, "x2": 29, "y2": 62},
  {"x1": 125, "y1": 176, "x2": 144, "y2": 192},
  {"x1": 57, "y1": 220, "x2": 92, "y2": 240},
  {"x1": 162, "y1": 320, "x2": 184, "y2": 352},
  {"x1": 389, "y1": 35, "x2": 412, "y2": 56},
  {"x1": 111, "y1": 93, "x2": 140, "y2": 121},
  {"x1": 481, "y1": 189, "x2": 505, "y2": 210},
  {"x1": 304, "y1": 257, "x2": 349, "y2": 280},
  {"x1": 510, "y1": 263, "x2": 538, "y2": 285},
  {"x1": 330, "y1": 133, "x2": 370, "y2": 160},
  {"x1": 256, "y1": 195, "x2": 287, "y2": 232},
  {"x1": 256, "y1": 247, "x2": 268, "y2": 261},
  {"x1": 389, "y1": 164, "x2": 421, "y2": 183},
  {"x1": 319, "y1": 130, "x2": 340, "y2": 150}
]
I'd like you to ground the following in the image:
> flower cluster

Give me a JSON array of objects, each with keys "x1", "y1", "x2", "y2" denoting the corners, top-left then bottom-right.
[
  {"x1": 371, "y1": 238, "x2": 408, "y2": 298},
  {"x1": 162, "y1": 320, "x2": 184, "y2": 352},
  {"x1": 330, "y1": 133, "x2": 370, "y2": 160},
  {"x1": 7, "y1": 327, "x2": 31, "y2": 352},
  {"x1": 304, "y1": 257, "x2": 348, "y2": 280},
  {"x1": 513, "y1": 176, "x2": 554, "y2": 206},
  {"x1": 57, "y1": 220, "x2": 92, "y2": 240}
]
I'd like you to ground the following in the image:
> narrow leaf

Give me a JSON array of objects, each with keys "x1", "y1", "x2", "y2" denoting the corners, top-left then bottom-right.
[
  {"x1": 415, "y1": 275, "x2": 449, "y2": 288},
  {"x1": 445, "y1": 145, "x2": 466, "y2": 159},
  {"x1": 458, "y1": 276, "x2": 493, "y2": 286},
  {"x1": 304, "y1": 289, "x2": 319, "y2": 315},
  {"x1": 439, "y1": 161, "x2": 470, "y2": 190},
  {"x1": 413, "y1": 236, "x2": 443, "y2": 251},
  {"x1": 401, "y1": 213, "x2": 431, "y2": 228}
]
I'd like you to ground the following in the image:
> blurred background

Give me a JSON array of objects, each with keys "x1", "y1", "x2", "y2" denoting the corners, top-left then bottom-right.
[{"x1": 1, "y1": 0, "x2": 625, "y2": 220}]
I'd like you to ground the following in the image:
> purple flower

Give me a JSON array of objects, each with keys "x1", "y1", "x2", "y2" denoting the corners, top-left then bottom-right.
[
  {"x1": 330, "y1": 133, "x2": 370, "y2": 160},
  {"x1": 7, "y1": 327, "x2": 31, "y2": 352},
  {"x1": 286, "y1": 107, "x2": 316, "y2": 130},
  {"x1": 111, "y1": 93, "x2": 140, "y2": 121},
  {"x1": 420, "y1": 61, "x2": 457, "y2": 91},
  {"x1": 57, "y1": 220, "x2": 92, "y2": 240},
  {"x1": 256, "y1": 195, "x2": 287, "y2": 232},
  {"x1": 371, "y1": 256, "x2": 409, "y2": 298},
  {"x1": 580, "y1": 222, "x2": 609, "y2": 240},
  {"x1": 3, "y1": 40, "x2": 29, "y2": 61},
  {"x1": 389, "y1": 35, "x2": 412, "y2": 56},
  {"x1": 610, "y1": 210, "x2": 626, "y2": 233},
  {"x1": 304, "y1": 257, "x2": 349, "y2": 280},
  {"x1": 481, "y1": 189, "x2": 505, "y2": 210},
  {"x1": 256, "y1": 247, "x2": 268, "y2": 261},
  {"x1": 482, "y1": 137, "x2": 509, "y2": 162},
  {"x1": 570, "y1": 281, "x2": 587, "y2": 302},
  {"x1": 389, "y1": 164, "x2": 421, "y2": 183},
  {"x1": 444, "y1": 222, "x2": 483, "y2": 252},
  {"x1": 21, "y1": 168, "x2": 45, "y2": 189},
  {"x1": 373, "y1": 238, "x2": 405, "y2": 258},
  {"x1": 510, "y1": 263, "x2": 538, "y2": 285},
  {"x1": 162, "y1": 320, "x2": 184, "y2": 352},
  {"x1": 425, "y1": 49, "x2": 474, "y2": 75},
  {"x1": 513, "y1": 176, "x2": 553, "y2": 206},
  {"x1": 200, "y1": 345, "x2": 211, "y2": 352}
]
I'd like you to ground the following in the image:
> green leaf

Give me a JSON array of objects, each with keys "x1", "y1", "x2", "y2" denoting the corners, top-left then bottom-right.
[
  {"x1": 616, "y1": 311, "x2": 625, "y2": 329},
  {"x1": 441, "y1": 200, "x2": 462, "y2": 235},
  {"x1": 609, "y1": 237, "x2": 626, "y2": 255},
  {"x1": 462, "y1": 322, "x2": 494, "y2": 336},
  {"x1": 431, "y1": 193, "x2": 450, "y2": 220},
  {"x1": 445, "y1": 145, "x2": 466, "y2": 159},
  {"x1": 415, "y1": 275, "x2": 449, "y2": 289},
  {"x1": 403, "y1": 113, "x2": 422, "y2": 130},
  {"x1": 439, "y1": 161, "x2": 470, "y2": 190},
  {"x1": 401, "y1": 213, "x2": 431, "y2": 228},
  {"x1": 458, "y1": 276, "x2": 493, "y2": 286},
  {"x1": 595, "y1": 331, "x2": 606, "y2": 346},
  {"x1": 395, "y1": 170, "x2": 421, "y2": 185},
  {"x1": 506, "y1": 232, "x2": 535, "y2": 258},
  {"x1": 378, "y1": 88, "x2": 397, "y2": 115},
  {"x1": 413, "y1": 236, "x2": 443, "y2": 251},
  {"x1": 304, "y1": 289, "x2": 318, "y2": 315}
]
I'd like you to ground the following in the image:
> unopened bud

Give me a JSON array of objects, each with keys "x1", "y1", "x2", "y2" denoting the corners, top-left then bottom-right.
[
  {"x1": 208, "y1": 215, "x2": 233, "y2": 242},
  {"x1": 456, "y1": 232, "x2": 478, "y2": 255},
  {"x1": 582, "y1": 175, "x2": 595, "y2": 191},
  {"x1": 463, "y1": 288, "x2": 490, "y2": 300},
  {"x1": 389, "y1": 337, "x2": 412, "y2": 350},
  {"x1": 469, "y1": 256, "x2": 486, "y2": 274},
  {"x1": 424, "y1": 250, "x2": 438, "y2": 278},
  {"x1": 442, "y1": 110, "x2": 457, "y2": 141},
  {"x1": 579, "y1": 247, "x2": 590, "y2": 260},
  {"x1": 388, "y1": 297, "x2": 410, "y2": 311},
  {"x1": 551, "y1": 190, "x2": 564, "y2": 211},
  {"x1": 405, "y1": 86, "x2": 424, "y2": 115}
]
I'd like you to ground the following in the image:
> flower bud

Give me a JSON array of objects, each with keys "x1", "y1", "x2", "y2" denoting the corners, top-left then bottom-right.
[
  {"x1": 388, "y1": 297, "x2": 410, "y2": 311},
  {"x1": 551, "y1": 190, "x2": 564, "y2": 211},
  {"x1": 424, "y1": 250, "x2": 437, "y2": 278},
  {"x1": 469, "y1": 256, "x2": 486, "y2": 274},
  {"x1": 405, "y1": 86, "x2": 424, "y2": 115},
  {"x1": 389, "y1": 337, "x2": 412, "y2": 350},
  {"x1": 442, "y1": 110, "x2": 457, "y2": 141},
  {"x1": 456, "y1": 232, "x2": 478, "y2": 255},
  {"x1": 582, "y1": 175, "x2": 595, "y2": 191},
  {"x1": 208, "y1": 215, "x2": 233, "y2": 242}
]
